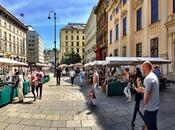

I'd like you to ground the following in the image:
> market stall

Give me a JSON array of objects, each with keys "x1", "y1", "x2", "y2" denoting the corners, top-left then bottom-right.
[
  {"x1": 103, "y1": 57, "x2": 171, "y2": 97},
  {"x1": 0, "y1": 58, "x2": 30, "y2": 106}
]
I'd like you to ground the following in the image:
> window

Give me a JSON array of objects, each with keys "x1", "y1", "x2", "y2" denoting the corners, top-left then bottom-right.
[
  {"x1": 150, "y1": 38, "x2": 158, "y2": 57},
  {"x1": 66, "y1": 35, "x2": 68, "y2": 40},
  {"x1": 4, "y1": 32, "x2": 7, "y2": 39},
  {"x1": 66, "y1": 42, "x2": 68, "y2": 46},
  {"x1": 116, "y1": 7, "x2": 119, "y2": 14},
  {"x1": 13, "y1": 36, "x2": 15, "y2": 43},
  {"x1": 151, "y1": 0, "x2": 159, "y2": 24},
  {"x1": 110, "y1": 15, "x2": 112, "y2": 21},
  {"x1": 116, "y1": 24, "x2": 119, "y2": 40},
  {"x1": 83, "y1": 36, "x2": 85, "y2": 40},
  {"x1": 0, "y1": 39, "x2": 2, "y2": 50},
  {"x1": 71, "y1": 35, "x2": 73, "y2": 40},
  {"x1": 17, "y1": 30, "x2": 19, "y2": 34},
  {"x1": 137, "y1": 8, "x2": 142, "y2": 31},
  {"x1": 0, "y1": 29, "x2": 1, "y2": 37},
  {"x1": 9, "y1": 34, "x2": 11, "y2": 41},
  {"x1": 173, "y1": 0, "x2": 175, "y2": 13},
  {"x1": 5, "y1": 43, "x2": 7, "y2": 51},
  {"x1": 123, "y1": 17, "x2": 127, "y2": 36},
  {"x1": 77, "y1": 30, "x2": 79, "y2": 33},
  {"x1": 0, "y1": 19, "x2": 1, "y2": 26},
  {"x1": 114, "y1": 49, "x2": 118, "y2": 56},
  {"x1": 83, "y1": 49, "x2": 84, "y2": 53},
  {"x1": 65, "y1": 30, "x2": 68, "y2": 33},
  {"x1": 110, "y1": 30, "x2": 112, "y2": 44},
  {"x1": 13, "y1": 45, "x2": 16, "y2": 53},
  {"x1": 71, "y1": 30, "x2": 74, "y2": 33},
  {"x1": 77, "y1": 36, "x2": 79, "y2": 40},
  {"x1": 13, "y1": 28, "x2": 15, "y2": 33},
  {"x1": 4, "y1": 22, "x2": 7, "y2": 28},
  {"x1": 71, "y1": 42, "x2": 74, "y2": 46},
  {"x1": 9, "y1": 44, "x2": 12, "y2": 52},
  {"x1": 77, "y1": 48, "x2": 79, "y2": 53},
  {"x1": 83, "y1": 42, "x2": 85, "y2": 46},
  {"x1": 9, "y1": 25, "x2": 11, "y2": 31},
  {"x1": 122, "y1": 46, "x2": 127, "y2": 57},
  {"x1": 77, "y1": 42, "x2": 79, "y2": 46},
  {"x1": 136, "y1": 43, "x2": 142, "y2": 57},
  {"x1": 123, "y1": 0, "x2": 127, "y2": 5}
]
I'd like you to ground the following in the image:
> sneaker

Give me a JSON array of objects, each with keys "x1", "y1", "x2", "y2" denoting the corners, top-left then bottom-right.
[{"x1": 126, "y1": 100, "x2": 131, "y2": 103}]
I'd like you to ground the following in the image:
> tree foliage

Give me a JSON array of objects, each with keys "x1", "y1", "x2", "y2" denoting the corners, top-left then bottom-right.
[{"x1": 61, "y1": 51, "x2": 81, "y2": 64}]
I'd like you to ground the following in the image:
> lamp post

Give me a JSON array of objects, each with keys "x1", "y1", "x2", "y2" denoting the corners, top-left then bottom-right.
[{"x1": 48, "y1": 11, "x2": 57, "y2": 72}]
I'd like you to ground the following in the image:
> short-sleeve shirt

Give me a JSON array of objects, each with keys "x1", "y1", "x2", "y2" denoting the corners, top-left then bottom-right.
[{"x1": 143, "y1": 71, "x2": 159, "y2": 111}]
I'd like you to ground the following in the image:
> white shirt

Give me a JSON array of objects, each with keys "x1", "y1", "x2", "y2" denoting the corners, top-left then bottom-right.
[{"x1": 69, "y1": 70, "x2": 76, "y2": 77}]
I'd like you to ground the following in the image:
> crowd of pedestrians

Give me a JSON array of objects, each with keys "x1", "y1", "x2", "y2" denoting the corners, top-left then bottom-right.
[{"x1": 53, "y1": 61, "x2": 160, "y2": 130}]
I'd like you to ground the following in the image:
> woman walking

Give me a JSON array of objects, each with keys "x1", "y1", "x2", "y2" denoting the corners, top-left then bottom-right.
[
  {"x1": 123, "y1": 68, "x2": 132, "y2": 102},
  {"x1": 31, "y1": 74, "x2": 37, "y2": 102},
  {"x1": 16, "y1": 72, "x2": 24, "y2": 103},
  {"x1": 131, "y1": 67, "x2": 144, "y2": 128}
]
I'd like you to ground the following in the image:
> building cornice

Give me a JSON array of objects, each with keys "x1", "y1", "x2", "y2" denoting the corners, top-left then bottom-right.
[{"x1": 0, "y1": 5, "x2": 28, "y2": 31}]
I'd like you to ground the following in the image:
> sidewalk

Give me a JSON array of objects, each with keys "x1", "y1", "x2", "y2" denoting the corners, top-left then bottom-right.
[{"x1": 0, "y1": 74, "x2": 175, "y2": 130}]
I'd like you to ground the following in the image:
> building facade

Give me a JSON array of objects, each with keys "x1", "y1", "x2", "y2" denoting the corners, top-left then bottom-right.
[
  {"x1": 94, "y1": 0, "x2": 109, "y2": 60},
  {"x1": 107, "y1": 0, "x2": 175, "y2": 77},
  {"x1": 44, "y1": 49, "x2": 60, "y2": 64},
  {"x1": 26, "y1": 26, "x2": 44, "y2": 64},
  {"x1": 60, "y1": 23, "x2": 85, "y2": 61},
  {"x1": 0, "y1": 5, "x2": 27, "y2": 62},
  {"x1": 84, "y1": 7, "x2": 97, "y2": 63}
]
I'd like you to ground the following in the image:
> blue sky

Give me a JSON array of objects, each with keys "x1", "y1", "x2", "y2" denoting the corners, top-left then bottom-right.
[{"x1": 0, "y1": 0, "x2": 98, "y2": 49}]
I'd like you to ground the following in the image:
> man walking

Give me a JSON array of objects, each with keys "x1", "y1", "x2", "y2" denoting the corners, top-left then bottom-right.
[
  {"x1": 141, "y1": 61, "x2": 159, "y2": 130},
  {"x1": 56, "y1": 67, "x2": 61, "y2": 86},
  {"x1": 69, "y1": 68, "x2": 76, "y2": 86}
]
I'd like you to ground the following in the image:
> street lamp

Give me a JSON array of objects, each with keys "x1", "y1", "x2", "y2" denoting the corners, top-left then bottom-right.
[{"x1": 48, "y1": 11, "x2": 57, "y2": 72}]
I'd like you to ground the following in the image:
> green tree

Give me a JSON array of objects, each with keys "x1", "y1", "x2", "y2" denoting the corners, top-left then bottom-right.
[{"x1": 61, "y1": 51, "x2": 81, "y2": 64}]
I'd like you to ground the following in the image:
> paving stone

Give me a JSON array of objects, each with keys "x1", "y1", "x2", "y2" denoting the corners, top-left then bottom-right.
[
  {"x1": 51, "y1": 121, "x2": 66, "y2": 128},
  {"x1": 58, "y1": 128, "x2": 74, "y2": 130},
  {"x1": 46, "y1": 115, "x2": 60, "y2": 120},
  {"x1": 5, "y1": 124, "x2": 24, "y2": 130},
  {"x1": 32, "y1": 114, "x2": 46, "y2": 120},
  {"x1": 6, "y1": 112, "x2": 20, "y2": 117},
  {"x1": 41, "y1": 128, "x2": 58, "y2": 130},
  {"x1": 74, "y1": 115, "x2": 87, "y2": 120},
  {"x1": 20, "y1": 118, "x2": 37, "y2": 125},
  {"x1": 81, "y1": 120, "x2": 98, "y2": 127},
  {"x1": 0, "y1": 122, "x2": 9, "y2": 130},
  {"x1": 0, "y1": 116, "x2": 8, "y2": 122},
  {"x1": 5, "y1": 117, "x2": 22, "y2": 124},
  {"x1": 19, "y1": 113, "x2": 32, "y2": 118},
  {"x1": 67, "y1": 120, "x2": 81, "y2": 127},
  {"x1": 23, "y1": 126, "x2": 41, "y2": 130},
  {"x1": 60, "y1": 115, "x2": 73, "y2": 120},
  {"x1": 75, "y1": 128, "x2": 91, "y2": 130},
  {"x1": 35, "y1": 119, "x2": 52, "y2": 127}
]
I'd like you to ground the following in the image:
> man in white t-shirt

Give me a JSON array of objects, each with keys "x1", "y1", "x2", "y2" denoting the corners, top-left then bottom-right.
[{"x1": 69, "y1": 68, "x2": 76, "y2": 86}]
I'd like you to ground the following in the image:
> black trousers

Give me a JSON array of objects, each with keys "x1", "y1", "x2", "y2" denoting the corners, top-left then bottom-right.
[
  {"x1": 56, "y1": 76, "x2": 61, "y2": 85},
  {"x1": 31, "y1": 85, "x2": 36, "y2": 101},
  {"x1": 131, "y1": 100, "x2": 144, "y2": 125},
  {"x1": 144, "y1": 110, "x2": 158, "y2": 130},
  {"x1": 36, "y1": 83, "x2": 43, "y2": 98},
  {"x1": 71, "y1": 77, "x2": 74, "y2": 85}
]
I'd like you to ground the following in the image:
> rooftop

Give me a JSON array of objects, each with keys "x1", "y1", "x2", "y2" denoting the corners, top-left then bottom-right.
[{"x1": 61, "y1": 23, "x2": 86, "y2": 31}]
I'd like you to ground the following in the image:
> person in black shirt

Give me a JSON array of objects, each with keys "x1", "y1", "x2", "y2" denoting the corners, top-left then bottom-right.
[
  {"x1": 131, "y1": 67, "x2": 144, "y2": 128},
  {"x1": 56, "y1": 67, "x2": 61, "y2": 86}
]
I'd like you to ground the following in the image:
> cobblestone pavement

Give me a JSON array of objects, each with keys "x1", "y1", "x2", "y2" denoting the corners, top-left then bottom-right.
[{"x1": 0, "y1": 74, "x2": 175, "y2": 130}]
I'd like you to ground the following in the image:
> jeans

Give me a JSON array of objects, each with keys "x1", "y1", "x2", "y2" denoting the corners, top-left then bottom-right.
[
  {"x1": 131, "y1": 100, "x2": 144, "y2": 125},
  {"x1": 124, "y1": 82, "x2": 131, "y2": 99},
  {"x1": 36, "y1": 83, "x2": 43, "y2": 98},
  {"x1": 57, "y1": 76, "x2": 61, "y2": 85},
  {"x1": 144, "y1": 110, "x2": 158, "y2": 130},
  {"x1": 31, "y1": 85, "x2": 36, "y2": 101}
]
